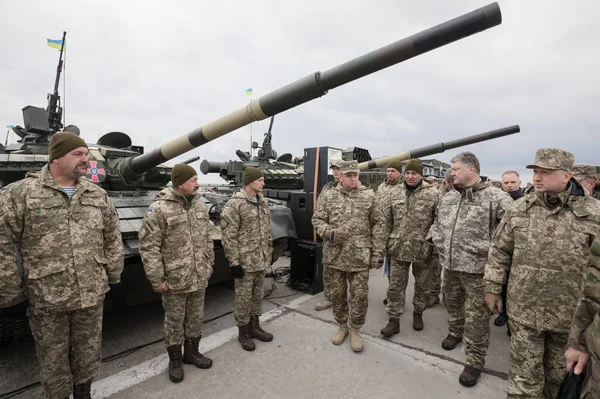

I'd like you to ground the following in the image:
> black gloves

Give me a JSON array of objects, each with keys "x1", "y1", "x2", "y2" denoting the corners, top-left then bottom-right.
[
  {"x1": 1, "y1": 299, "x2": 29, "y2": 320},
  {"x1": 230, "y1": 265, "x2": 245, "y2": 279}
]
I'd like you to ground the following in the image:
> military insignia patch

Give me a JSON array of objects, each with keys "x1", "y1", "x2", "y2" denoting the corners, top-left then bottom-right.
[
  {"x1": 86, "y1": 160, "x2": 106, "y2": 183},
  {"x1": 147, "y1": 208, "x2": 152, "y2": 213}
]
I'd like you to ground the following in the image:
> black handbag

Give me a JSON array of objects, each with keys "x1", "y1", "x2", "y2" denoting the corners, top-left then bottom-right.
[{"x1": 556, "y1": 368, "x2": 588, "y2": 399}]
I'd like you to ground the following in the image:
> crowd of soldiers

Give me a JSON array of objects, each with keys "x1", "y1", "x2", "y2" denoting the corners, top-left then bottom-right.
[
  {"x1": 312, "y1": 149, "x2": 600, "y2": 398},
  {"x1": 0, "y1": 131, "x2": 599, "y2": 398}
]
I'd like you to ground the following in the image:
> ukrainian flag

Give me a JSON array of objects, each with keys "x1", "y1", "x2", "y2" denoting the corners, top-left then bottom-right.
[
  {"x1": 47, "y1": 38, "x2": 64, "y2": 50},
  {"x1": 244, "y1": 88, "x2": 253, "y2": 96},
  {"x1": 6, "y1": 125, "x2": 15, "y2": 130}
]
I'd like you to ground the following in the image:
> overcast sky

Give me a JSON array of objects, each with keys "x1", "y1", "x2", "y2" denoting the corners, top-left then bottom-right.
[{"x1": 1, "y1": 0, "x2": 598, "y2": 184}]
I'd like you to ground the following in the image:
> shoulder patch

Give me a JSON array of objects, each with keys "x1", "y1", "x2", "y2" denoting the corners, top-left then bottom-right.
[{"x1": 146, "y1": 208, "x2": 153, "y2": 213}]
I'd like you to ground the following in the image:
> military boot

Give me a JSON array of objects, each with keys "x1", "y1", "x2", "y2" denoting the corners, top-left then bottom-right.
[
  {"x1": 412, "y1": 312, "x2": 424, "y2": 331},
  {"x1": 166, "y1": 344, "x2": 184, "y2": 383},
  {"x1": 349, "y1": 328, "x2": 363, "y2": 352},
  {"x1": 314, "y1": 299, "x2": 332, "y2": 311},
  {"x1": 459, "y1": 365, "x2": 482, "y2": 387},
  {"x1": 380, "y1": 318, "x2": 400, "y2": 337},
  {"x1": 441, "y1": 334, "x2": 462, "y2": 350},
  {"x1": 73, "y1": 379, "x2": 92, "y2": 399},
  {"x1": 249, "y1": 315, "x2": 273, "y2": 342},
  {"x1": 331, "y1": 325, "x2": 349, "y2": 345},
  {"x1": 238, "y1": 325, "x2": 256, "y2": 351},
  {"x1": 183, "y1": 336, "x2": 213, "y2": 369}
]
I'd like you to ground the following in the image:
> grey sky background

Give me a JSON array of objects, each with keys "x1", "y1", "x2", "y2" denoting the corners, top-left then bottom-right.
[{"x1": 1, "y1": 0, "x2": 598, "y2": 185}]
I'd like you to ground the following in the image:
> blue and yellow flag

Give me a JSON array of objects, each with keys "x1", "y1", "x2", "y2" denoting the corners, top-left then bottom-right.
[
  {"x1": 244, "y1": 88, "x2": 253, "y2": 96},
  {"x1": 6, "y1": 125, "x2": 15, "y2": 130},
  {"x1": 47, "y1": 38, "x2": 64, "y2": 51}
]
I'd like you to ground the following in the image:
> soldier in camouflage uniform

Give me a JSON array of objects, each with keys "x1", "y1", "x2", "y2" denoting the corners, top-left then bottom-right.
[
  {"x1": 427, "y1": 170, "x2": 455, "y2": 308},
  {"x1": 220, "y1": 167, "x2": 274, "y2": 352},
  {"x1": 573, "y1": 163, "x2": 600, "y2": 200},
  {"x1": 376, "y1": 160, "x2": 403, "y2": 307},
  {"x1": 379, "y1": 159, "x2": 438, "y2": 336},
  {"x1": 139, "y1": 164, "x2": 215, "y2": 383},
  {"x1": 314, "y1": 159, "x2": 344, "y2": 311},
  {"x1": 484, "y1": 148, "x2": 600, "y2": 398},
  {"x1": 0, "y1": 132, "x2": 123, "y2": 399},
  {"x1": 427, "y1": 151, "x2": 512, "y2": 387},
  {"x1": 312, "y1": 161, "x2": 385, "y2": 352},
  {"x1": 565, "y1": 239, "x2": 600, "y2": 399}
]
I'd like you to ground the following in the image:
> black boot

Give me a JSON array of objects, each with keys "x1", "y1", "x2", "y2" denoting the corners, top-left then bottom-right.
[
  {"x1": 380, "y1": 318, "x2": 400, "y2": 337},
  {"x1": 166, "y1": 344, "x2": 184, "y2": 383},
  {"x1": 73, "y1": 380, "x2": 92, "y2": 399},
  {"x1": 249, "y1": 315, "x2": 273, "y2": 342},
  {"x1": 238, "y1": 325, "x2": 256, "y2": 351},
  {"x1": 412, "y1": 312, "x2": 424, "y2": 331},
  {"x1": 183, "y1": 336, "x2": 213, "y2": 369}
]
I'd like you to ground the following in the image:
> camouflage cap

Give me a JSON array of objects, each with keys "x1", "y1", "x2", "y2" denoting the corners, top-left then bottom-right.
[
  {"x1": 423, "y1": 175, "x2": 437, "y2": 183},
  {"x1": 572, "y1": 164, "x2": 597, "y2": 179},
  {"x1": 340, "y1": 160, "x2": 359, "y2": 174},
  {"x1": 329, "y1": 159, "x2": 344, "y2": 169},
  {"x1": 525, "y1": 148, "x2": 574, "y2": 171}
]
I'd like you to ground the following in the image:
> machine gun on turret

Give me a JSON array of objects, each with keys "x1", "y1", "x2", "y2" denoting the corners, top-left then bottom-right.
[{"x1": 3, "y1": 31, "x2": 66, "y2": 156}]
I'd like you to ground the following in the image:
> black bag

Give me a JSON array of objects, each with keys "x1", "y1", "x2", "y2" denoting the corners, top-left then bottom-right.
[{"x1": 556, "y1": 368, "x2": 588, "y2": 399}]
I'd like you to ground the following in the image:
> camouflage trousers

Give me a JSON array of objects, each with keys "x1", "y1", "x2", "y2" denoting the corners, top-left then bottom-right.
[
  {"x1": 385, "y1": 259, "x2": 430, "y2": 317},
  {"x1": 322, "y1": 263, "x2": 331, "y2": 302},
  {"x1": 329, "y1": 267, "x2": 369, "y2": 329},
  {"x1": 162, "y1": 289, "x2": 206, "y2": 347},
  {"x1": 507, "y1": 320, "x2": 568, "y2": 399},
  {"x1": 234, "y1": 270, "x2": 265, "y2": 327},
  {"x1": 28, "y1": 304, "x2": 103, "y2": 399},
  {"x1": 428, "y1": 252, "x2": 442, "y2": 297},
  {"x1": 582, "y1": 357, "x2": 599, "y2": 399},
  {"x1": 444, "y1": 269, "x2": 490, "y2": 369}
]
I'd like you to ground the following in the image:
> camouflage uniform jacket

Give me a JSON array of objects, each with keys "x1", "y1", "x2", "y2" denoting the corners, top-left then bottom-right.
[
  {"x1": 0, "y1": 166, "x2": 123, "y2": 312},
  {"x1": 484, "y1": 181, "x2": 600, "y2": 333},
  {"x1": 382, "y1": 181, "x2": 439, "y2": 262},
  {"x1": 220, "y1": 188, "x2": 273, "y2": 272},
  {"x1": 311, "y1": 184, "x2": 385, "y2": 272},
  {"x1": 321, "y1": 179, "x2": 339, "y2": 193},
  {"x1": 427, "y1": 179, "x2": 512, "y2": 274},
  {"x1": 375, "y1": 178, "x2": 401, "y2": 208},
  {"x1": 568, "y1": 239, "x2": 600, "y2": 358},
  {"x1": 139, "y1": 188, "x2": 215, "y2": 293}
]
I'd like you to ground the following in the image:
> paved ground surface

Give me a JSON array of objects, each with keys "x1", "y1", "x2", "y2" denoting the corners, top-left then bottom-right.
[{"x1": 0, "y1": 256, "x2": 511, "y2": 398}]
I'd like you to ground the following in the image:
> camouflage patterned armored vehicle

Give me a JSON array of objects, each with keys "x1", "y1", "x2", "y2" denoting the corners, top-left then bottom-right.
[{"x1": 2, "y1": 3, "x2": 506, "y2": 338}]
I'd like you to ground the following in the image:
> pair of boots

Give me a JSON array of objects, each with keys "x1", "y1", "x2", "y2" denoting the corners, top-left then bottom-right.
[
  {"x1": 380, "y1": 312, "x2": 424, "y2": 337},
  {"x1": 166, "y1": 336, "x2": 213, "y2": 383},
  {"x1": 440, "y1": 334, "x2": 481, "y2": 387},
  {"x1": 331, "y1": 325, "x2": 363, "y2": 352},
  {"x1": 69, "y1": 380, "x2": 92, "y2": 399},
  {"x1": 238, "y1": 315, "x2": 273, "y2": 351}
]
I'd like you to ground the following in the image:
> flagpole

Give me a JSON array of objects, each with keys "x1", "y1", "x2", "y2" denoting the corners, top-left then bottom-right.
[
  {"x1": 249, "y1": 95, "x2": 253, "y2": 155},
  {"x1": 63, "y1": 45, "x2": 66, "y2": 126}
]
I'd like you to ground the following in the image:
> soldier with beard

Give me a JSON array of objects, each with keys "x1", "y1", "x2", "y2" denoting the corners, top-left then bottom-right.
[
  {"x1": 377, "y1": 160, "x2": 403, "y2": 307},
  {"x1": 0, "y1": 132, "x2": 123, "y2": 399},
  {"x1": 139, "y1": 164, "x2": 215, "y2": 383},
  {"x1": 484, "y1": 149, "x2": 600, "y2": 398},
  {"x1": 379, "y1": 159, "x2": 438, "y2": 335}
]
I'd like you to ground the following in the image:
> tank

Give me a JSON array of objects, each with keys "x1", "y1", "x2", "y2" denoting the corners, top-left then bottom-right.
[{"x1": 1, "y1": 3, "x2": 504, "y2": 332}]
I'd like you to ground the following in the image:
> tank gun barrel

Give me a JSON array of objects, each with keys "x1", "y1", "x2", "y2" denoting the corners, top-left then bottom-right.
[
  {"x1": 181, "y1": 156, "x2": 200, "y2": 165},
  {"x1": 200, "y1": 160, "x2": 227, "y2": 175},
  {"x1": 120, "y1": 2, "x2": 502, "y2": 183},
  {"x1": 358, "y1": 125, "x2": 520, "y2": 171}
]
